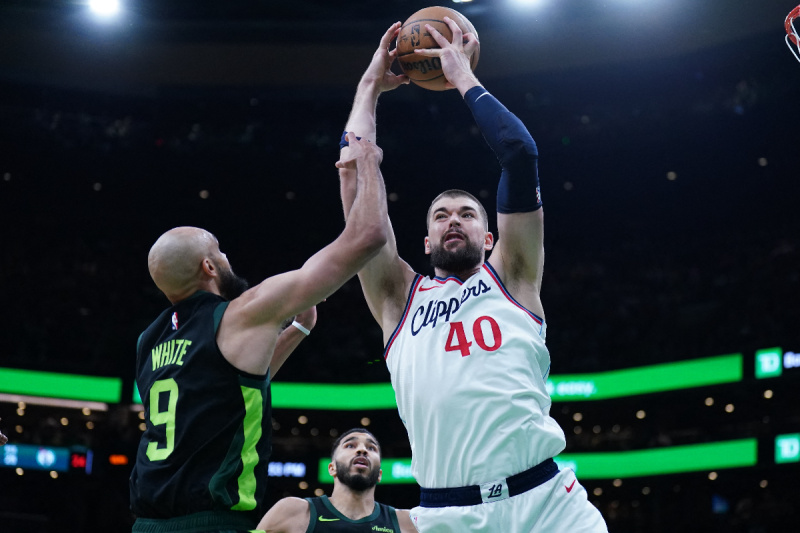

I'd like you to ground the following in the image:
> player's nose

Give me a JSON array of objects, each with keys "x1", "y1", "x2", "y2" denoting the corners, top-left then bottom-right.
[{"x1": 355, "y1": 441, "x2": 371, "y2": 454}]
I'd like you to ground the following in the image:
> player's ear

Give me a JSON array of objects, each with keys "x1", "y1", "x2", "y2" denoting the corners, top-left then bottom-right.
[
  {"x1": 424, "y1": 236, "x2": 431, "y2": 255},
  {"x1": 328, "y1": 461, "x2": 336, "y2": 477},
  {"x1": 201, "y1": 258, "x2": 216, "y2": 278},
  {"x1": 484, "y1": 232, "x2": 494, "y2": 250},
  {"x1": 377, "y1": 469, "x2": 383, "y2": 484}
]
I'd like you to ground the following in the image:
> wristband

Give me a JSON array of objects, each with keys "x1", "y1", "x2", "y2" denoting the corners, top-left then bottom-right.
[
  {"x1": 339, "y1": 130, "x2": 362, "y2": 149},
  {"x1": 291, "y1": 320, "x2": 311, "y2": 336}
]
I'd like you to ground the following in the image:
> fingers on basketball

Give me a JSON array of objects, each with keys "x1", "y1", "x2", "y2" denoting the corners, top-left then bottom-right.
[{"x1": 396, "y1": 6, "x2": 480, "y2": 91}]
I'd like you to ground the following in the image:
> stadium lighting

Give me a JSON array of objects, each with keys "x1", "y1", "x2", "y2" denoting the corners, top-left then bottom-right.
[{"x1": 89, "y1": 0, "x2": 121, "y2": 17}]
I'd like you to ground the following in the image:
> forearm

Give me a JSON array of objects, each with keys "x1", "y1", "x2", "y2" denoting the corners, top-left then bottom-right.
[
  {"x1": 340, "y1": 80, "x2": 382, "y2": 219},
  {"x1": 344, "y1": 79, "x2": 381, "y2": 142},
  {"x1": 346, "y1": 155, "x2": 388, "y2": 236},
  {"x1": 464, "y1": 86, "x2": 541, "y2": 213},
  {"x1": 269, "y1": 321, "x2": 311, "y2": 378},
  {"x1": 339, "y1": 168, "x2": 358, "y2": 220}
]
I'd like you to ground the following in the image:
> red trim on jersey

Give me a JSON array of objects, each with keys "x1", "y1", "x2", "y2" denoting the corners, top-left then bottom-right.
[
  {"x1": 482, "y1": 263, "x2": 543, "y2": 325},
  {"x1": 383, "y1": 275, "x2": 425, "y2": 360}
]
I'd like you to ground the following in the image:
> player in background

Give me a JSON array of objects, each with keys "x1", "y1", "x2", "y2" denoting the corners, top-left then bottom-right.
[
  {"x1": 0, "y1": 418, "x2": 7, "y2": 445},
  {"x1": 130, "y1": 134, "x2": 389, "y2": 533},
  {"x1": 256, "y1": 428, "x2": 416, "y2": 532},
  {"x1": 338, "y1": 20, "x2": 608, "y2": 532}
]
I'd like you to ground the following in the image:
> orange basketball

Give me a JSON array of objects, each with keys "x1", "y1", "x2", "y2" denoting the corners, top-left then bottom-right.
[{"x1": 396, "y1": 6, "x2": 480, "y2": 91}]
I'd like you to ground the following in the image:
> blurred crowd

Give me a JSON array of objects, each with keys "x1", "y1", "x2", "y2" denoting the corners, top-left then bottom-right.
[{"x1": 1, "y1": 31, "x2": 799, "y2": 532}]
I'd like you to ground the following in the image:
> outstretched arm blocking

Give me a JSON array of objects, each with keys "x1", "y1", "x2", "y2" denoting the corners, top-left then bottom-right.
[
  {"x1": 217, "y1": 135, "x2": 388, "y2": 376},
  {"x1": 249, "y1": 134, "x2": 389, "y2": 324},
  {"x1": 339, "y1": 23, "x2": 417, "y2": 339}
]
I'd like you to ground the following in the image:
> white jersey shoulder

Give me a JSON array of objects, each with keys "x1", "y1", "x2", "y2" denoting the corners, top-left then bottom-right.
[{"x1": 385, "y1": 262, "x2": 566, "y2": 488}]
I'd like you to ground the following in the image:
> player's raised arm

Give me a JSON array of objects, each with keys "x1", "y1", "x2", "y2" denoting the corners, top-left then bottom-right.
[
  {"x1": 217, "y1": 135, "x2": 389, "y2": 375},
  {"x1": 339, "y1": 22, "x2": 417, "y2": 340},
  {"x1": 421, "y1": 17, "x2": 544, "y2": 318}
]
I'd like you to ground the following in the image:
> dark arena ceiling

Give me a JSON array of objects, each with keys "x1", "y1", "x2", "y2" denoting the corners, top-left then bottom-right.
[{"x1": 0, "y1": 0, "x2": 796, "y2": 94}]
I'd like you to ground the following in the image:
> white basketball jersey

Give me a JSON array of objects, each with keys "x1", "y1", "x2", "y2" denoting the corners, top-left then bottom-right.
[{"x1": 385, "y1": 262, "x2": 566, "y2": 489}]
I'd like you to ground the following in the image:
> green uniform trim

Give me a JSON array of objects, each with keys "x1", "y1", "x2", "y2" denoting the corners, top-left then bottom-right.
[{"x1": 232, "y1": 384, "x2": 264, "y2": 510}]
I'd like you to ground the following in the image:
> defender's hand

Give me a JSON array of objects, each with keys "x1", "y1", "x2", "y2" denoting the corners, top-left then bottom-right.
[
  {"x1": 335, "y1": 133, "x2": 383, "y2": 169},
  {"x1": 361, "y1": 22, "x2": 411, "y2": 93}
]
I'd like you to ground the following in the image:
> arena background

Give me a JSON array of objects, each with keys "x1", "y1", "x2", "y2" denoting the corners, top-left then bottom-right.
[{"x1": 1, "y1": 0, "x2": 799, "y2": 531}]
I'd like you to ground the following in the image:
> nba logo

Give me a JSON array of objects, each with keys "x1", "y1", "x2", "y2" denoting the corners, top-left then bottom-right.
[
  {"x1": 411, "y1": 24, "x2": 421, "y2": 47},
  {"x1": 171, "y1": 312, "x2": 179, "y2": 331}
]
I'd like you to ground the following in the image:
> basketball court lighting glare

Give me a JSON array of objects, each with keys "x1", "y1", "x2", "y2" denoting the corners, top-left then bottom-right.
[{"x1": 89, "y1": 0, "x2": 121, "y2": 17}]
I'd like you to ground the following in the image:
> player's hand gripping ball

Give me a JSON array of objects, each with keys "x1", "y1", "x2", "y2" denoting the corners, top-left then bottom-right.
[{"x1": 396, "y1": 6, "x2": 480, "y2": 91}]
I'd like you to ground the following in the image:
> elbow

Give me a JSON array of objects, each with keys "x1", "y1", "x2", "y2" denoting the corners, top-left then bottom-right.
[
  {"x1": 362, "y1": 223, "x2": 389, "y2": 254},
  {"x1": 351, "y1": 221, "x2": 388, "y2": 259}
]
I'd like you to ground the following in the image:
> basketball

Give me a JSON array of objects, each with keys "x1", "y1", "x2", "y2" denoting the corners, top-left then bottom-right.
[{"x1": 396, "y1": 6, "x2": 480, "y2": 91}]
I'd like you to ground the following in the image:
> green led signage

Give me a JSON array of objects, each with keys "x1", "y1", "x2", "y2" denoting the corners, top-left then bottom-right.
[
  {"x1": 775, "y1": 434, "x2": 800, "y2": 464},
  {"x1": 316, "y1": 439, "x2": 758, "y2": 483},
  {"x1": 0, "y1": 368, "x2": 122, "y2": 403},
  {"x1": 318, "y1": 458, "x2": 416, "y2": 484},
  {"x1": 755, "y1": 347, "x2": 783, "y2": 379},
  {"x1": 0, "y1": 351, "x2": 753, "y2": 409},
  {"x1": 272, "y1": 382, "x2": 398, "y2": 411},
  {"x1": 546, "y1": 353, "x2": 742, "y2": 402},
  {"x1": 556, "y1": 439, "x2": 757, "y2": 479}
]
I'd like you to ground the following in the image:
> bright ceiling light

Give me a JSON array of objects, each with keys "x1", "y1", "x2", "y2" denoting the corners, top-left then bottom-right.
[{"x1": 89, "y1": 0, "x2": 121, "y2": 17}]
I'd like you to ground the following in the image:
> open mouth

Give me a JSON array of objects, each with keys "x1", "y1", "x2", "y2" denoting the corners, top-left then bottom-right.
[
  {"x1": 352, "y1": 457, "x2": 370, "y2": 469},
  {"x1": 444, "y1": 231, "x2": 465, "y2": 244}
]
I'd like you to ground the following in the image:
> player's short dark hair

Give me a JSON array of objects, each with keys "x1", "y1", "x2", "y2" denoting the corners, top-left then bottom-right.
[
  {"x1": 426, "y1": 189, "x2": 489, "y2": 231},
  {"x1": 331, "y1": 428, "x2": 380, "y2": 458}
]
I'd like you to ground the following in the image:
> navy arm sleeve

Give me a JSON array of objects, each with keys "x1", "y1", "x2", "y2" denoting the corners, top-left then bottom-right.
[{"x1": 463, "y1": 86, "x2": 542, "y2": 213}]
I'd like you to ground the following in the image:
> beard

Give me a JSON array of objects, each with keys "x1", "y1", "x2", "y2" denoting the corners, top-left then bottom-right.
[
  {"x1": 334, "y1": 458, "x2": 380, "y2": 492},
  {"x1": 430, "y1": 237, "x2": 483, "y2": 273},
  {"x1": 217, "y1": 266, "x2": 249, "y2": 300}
]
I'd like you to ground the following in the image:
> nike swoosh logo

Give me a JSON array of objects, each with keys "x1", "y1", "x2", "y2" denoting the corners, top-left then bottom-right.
[
  {"x1": 419, "y1": 286, "x2": 440, "y2": 291},
  {"x1": 319, "y1": 517, "x2": 340, "y2": 522},
  {"x1": 565, "y1": 480, "x2": 576, "y2": 493}
]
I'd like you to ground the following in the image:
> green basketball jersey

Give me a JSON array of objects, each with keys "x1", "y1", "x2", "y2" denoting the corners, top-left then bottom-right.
[
  {"x1": 130, "y1": 291, "x2": 272, "y2": 527},
  {"x1": 305, "y1": 496, "x2": 402, "y2": 532}
]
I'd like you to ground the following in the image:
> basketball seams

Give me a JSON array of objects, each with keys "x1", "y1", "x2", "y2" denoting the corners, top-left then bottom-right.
[{"x1": 400, "y1": 17, "x2": 449, "y2": 29}]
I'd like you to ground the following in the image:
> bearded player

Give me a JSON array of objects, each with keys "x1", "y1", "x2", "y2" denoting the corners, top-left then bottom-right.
[
  {"x1": 256, "y1": 428, "x2": 416, "y2": 532},
  {"x1": 337, "y1": 20, "x2": 608, "y2": 532}
]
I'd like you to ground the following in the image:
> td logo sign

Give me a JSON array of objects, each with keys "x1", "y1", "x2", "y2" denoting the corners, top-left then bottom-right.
[
  {"x1": 755, "y1": 347, "x2": 783, "y2": 379},
  {"x1": 775, "y1": 434, "x2": 800, "y2": 464}
]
